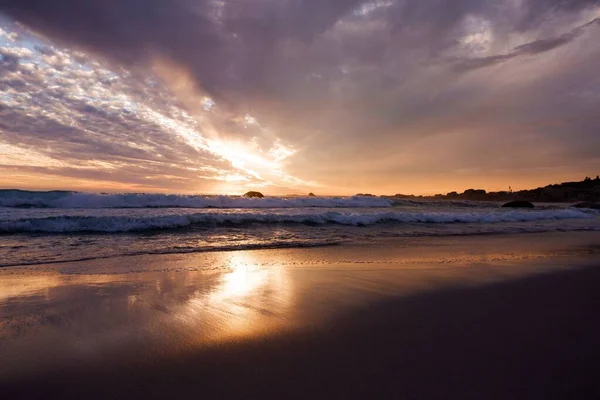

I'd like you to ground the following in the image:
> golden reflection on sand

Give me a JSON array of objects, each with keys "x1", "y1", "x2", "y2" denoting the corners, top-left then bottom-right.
[
  {"x1": 0, "y1": 251, "x2": 294, "y2": 379},
  {"x1": 176, "y1": 252, "x2": 293, "y2": 343},
  {"x1": 0, "y1": 273, "x2": 119, "y2": 302},
  {"x1": 218, "y1": 253, "x2": 271, "y2": 298}
]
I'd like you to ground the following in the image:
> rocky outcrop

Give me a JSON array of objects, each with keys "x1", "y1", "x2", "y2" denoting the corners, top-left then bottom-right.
[
  {"x1": 502, "y1": 201, "x2": 534, "y2": 208},
  {"x1": 308, "y1": 193, "x2": 316, "y2": 197},
  {"x1": 461, "y1": 189, "x2": 488, "y2": 201},
  {"x1": 243, "y1": 191, "x2": 264, "y2": 198}
]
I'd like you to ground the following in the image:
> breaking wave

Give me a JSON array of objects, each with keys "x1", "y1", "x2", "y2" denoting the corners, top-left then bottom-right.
[
  {"x1": 0, "y1": 190, "x2": 393, "y2": 209},
  {"x1": 0, "y1": 209, "x2": 594, "y2": 233}
]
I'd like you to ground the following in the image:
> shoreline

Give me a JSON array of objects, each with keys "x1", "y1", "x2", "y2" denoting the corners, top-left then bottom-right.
[
  {"x1": 3, "y1": 230, "x2": 600, "y2": 271},
  {"x1": 2, "y1": 231, "x2": 600, "y2": 398}
]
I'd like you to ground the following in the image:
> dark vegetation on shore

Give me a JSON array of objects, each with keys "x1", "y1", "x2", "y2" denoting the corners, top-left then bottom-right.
[{"x1": 389, "y1": 176, "x2": 600, "y2": 203}]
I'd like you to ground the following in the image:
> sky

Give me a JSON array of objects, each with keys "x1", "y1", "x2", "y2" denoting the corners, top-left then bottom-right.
[{"x1": 0, "y1": 0, "x2": 599, "y2": 196}]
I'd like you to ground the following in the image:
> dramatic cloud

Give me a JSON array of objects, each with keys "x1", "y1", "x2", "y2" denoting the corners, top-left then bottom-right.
[
  {"x1": 0, "y1": 0, "x2": 599, "y2": 194},
  {"x1": 453, "y1": 17, "x2": 599, "y2": 72}
]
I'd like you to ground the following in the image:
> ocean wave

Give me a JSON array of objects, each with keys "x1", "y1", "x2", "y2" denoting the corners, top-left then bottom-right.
[
  {"x1": 0, "y1": 190, "x2": 393, "y2": 209},
  {"x1": 0, "y1": 209, "x2": 594, "y2": 233}
]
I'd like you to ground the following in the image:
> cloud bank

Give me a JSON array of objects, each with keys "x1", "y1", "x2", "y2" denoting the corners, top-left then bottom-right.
[{"x1": 0, "y1": 0, "x2": 599, "y2": 194}]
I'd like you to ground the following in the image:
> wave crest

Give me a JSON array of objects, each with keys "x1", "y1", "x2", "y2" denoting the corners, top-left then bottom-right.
[
  {"x1": 0, "y1": 190, "x2": 393, "y2": 209},
  {"x1": 0, "y1": 209, "x2": 594, "y2": 233}
]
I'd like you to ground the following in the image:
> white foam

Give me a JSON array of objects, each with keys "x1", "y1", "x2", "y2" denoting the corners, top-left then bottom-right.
[
  {"x1": 0, "y1": 190, "x2": 393, "y2": 209},
  {"x1": 0, "y1": 209, "x2": 594, "y2": 233}
]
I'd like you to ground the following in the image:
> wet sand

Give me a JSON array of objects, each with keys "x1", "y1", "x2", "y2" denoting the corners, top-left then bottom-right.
[{"x1": 1, "y1": 232, "x2": 600, "y2": 399}]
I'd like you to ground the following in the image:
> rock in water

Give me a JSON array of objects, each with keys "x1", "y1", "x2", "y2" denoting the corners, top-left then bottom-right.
[
  {"x1": 243, "y1": 191, "x2": 264, "y2": 198},
  {"x1": 502, "y1": 200, "x2": 534, "y2": 208},
  {"x1": 308, "y1": 192, "x2": 316, "y2": 197}
]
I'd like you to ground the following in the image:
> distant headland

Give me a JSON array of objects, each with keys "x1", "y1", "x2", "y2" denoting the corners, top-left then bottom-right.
[{"x1": 386, "y1": 176, "x2": 600, "y2": 204}]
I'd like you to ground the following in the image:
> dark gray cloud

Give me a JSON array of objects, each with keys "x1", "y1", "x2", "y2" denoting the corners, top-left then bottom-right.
[
  {"x1": 453, "y1": 17, "x2": 599, "y2": 72},
  {"x1": 514, "y1": 0, "x2": 599, "y2": 30},
  {"x1": 1, "y1": 0, "x2": 596, "y2": 100}
]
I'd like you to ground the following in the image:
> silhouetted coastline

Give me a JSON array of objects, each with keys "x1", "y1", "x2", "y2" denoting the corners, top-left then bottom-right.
[{"x1": 389, "y1": 176, "x2": 600, "y2": 203}]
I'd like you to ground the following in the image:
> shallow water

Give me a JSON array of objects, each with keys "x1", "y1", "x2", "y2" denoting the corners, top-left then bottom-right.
[{"x1": 0, "y1": 192, "x2": 599, "y2": 266}]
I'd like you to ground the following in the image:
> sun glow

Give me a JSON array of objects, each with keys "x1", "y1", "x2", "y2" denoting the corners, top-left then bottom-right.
[
  {"x1": 148, "y1": 57, "x2": 314, "y2": 192},
  {"x1": 135, "y1": 97, "x2": 311, "y2": 191}
]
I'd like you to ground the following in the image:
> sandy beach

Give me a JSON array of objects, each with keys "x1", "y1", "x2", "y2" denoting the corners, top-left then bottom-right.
[{"x1": 1, "y1": 231, "x2": 599, "y2": 398}]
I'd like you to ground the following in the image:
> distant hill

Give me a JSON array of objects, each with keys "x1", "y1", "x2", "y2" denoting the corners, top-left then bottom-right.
[{"x1": 390, "y1": 176, "x2": 600, "y2": 203}]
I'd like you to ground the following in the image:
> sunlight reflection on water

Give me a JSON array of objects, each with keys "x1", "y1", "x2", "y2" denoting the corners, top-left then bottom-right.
[
  {"x1": 176, "y1": 252, "x2": 294, "y2": 342},
  {"x1": 0, "y1": 251, "x2": 296, "y2": 378}
]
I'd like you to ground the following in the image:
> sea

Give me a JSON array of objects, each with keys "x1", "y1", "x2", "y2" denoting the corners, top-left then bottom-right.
[{"x1": 1, "y1": 190, "x2": 599, "y2": 267}]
